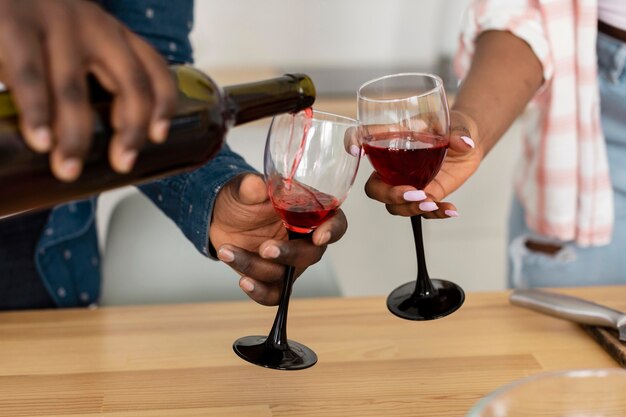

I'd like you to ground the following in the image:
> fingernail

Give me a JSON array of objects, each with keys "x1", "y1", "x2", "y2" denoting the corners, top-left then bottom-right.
[
  {"x1": 403, "y1": 190, "x2": 427, "y2": 202},
  {"x1": 57, "y1": 158, "x2": 82, "y2": 182},
  {"x1": 419, "y1": 202, "x2": 438, "y2": 212},
  {"x1": 27, "y1": 127, "x2": 52, "y2": 152},
  {"x1": 217, "y1": 248, "x2": 234, "y2": 262},
  {"x1": 350, "y1": 144, "x2": 360, "y2": 157},
  {"x1": 461, "y1": 135, "x2": 475, "y2": 148},
  {"x1": 318, "y1": 231, "x2": 331, "y2": 245},
  {"x1": 444, "y1": 209, "x2": 460, "y2": 218},
  {"x1": 117, "y1": 150, "x2": 138, "y2": 173},
  {"x1": 262, "y1": 245, "x2": 280, "y2": 259},
  {"x1": 151, "y1": 119, "x2": 170, "y2": 144},
  {"x1": 240, "y1": 279, "x2": 255, "y2": 293}
]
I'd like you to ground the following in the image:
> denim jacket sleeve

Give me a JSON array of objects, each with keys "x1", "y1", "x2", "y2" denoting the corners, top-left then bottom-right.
[{"x1": 138, "y1": 144, "x2": 257, "y2": 257}]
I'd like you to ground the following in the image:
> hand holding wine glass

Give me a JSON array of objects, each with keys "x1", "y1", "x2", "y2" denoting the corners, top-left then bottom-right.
[
  {"x1": 363, "y1": 109, "x2": 480, "y2": 218},
  {"x1": 232, "y1": 109, "x2": 360, "y2": 370},
  {"x1": 210, "y1": 172, "x2": 348, "y2": 306}
]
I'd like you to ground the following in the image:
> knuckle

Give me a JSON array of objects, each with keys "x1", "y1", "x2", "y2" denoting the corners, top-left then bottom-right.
[
  {"x1": 14, "y1": 62, "x2": 44, "y2": 86},
  {"x1": 232, "y1": 256, "x2": 254, "y2": 277},
  {"x1": 385, "y1": 204, "x2": 400, "y2": 216},
  {"x1": 48, "y1": 2, "x2": 73, "y2": 22},
  {"x1": 130, "y1": 71, "x2": 152, "y2": 98},
  {"x1": 57, "y1": 131, "x2": 89, "y2": 155},
  {"x1": 21, "y1": 102, "x2": 49, "y2": 125},
  {"x1": 265, "y1": 290, "x2": 281, "y2": 306},
  {"x1": 58, "y1": 79, "x2": 87, "y2": 104},
  {"x1": 0, "y1": 19, "x2": 26, "y2": 39}
]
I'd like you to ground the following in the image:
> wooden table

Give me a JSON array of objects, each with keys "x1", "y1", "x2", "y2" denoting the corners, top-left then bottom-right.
[{"x1": 0, "y1": 287, "x2": 622, "y2": 417}]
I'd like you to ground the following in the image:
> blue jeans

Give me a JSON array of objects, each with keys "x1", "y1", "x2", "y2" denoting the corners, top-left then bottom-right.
[{"x1": 507, "y1": 31, "x2": 626, "y2": 288}]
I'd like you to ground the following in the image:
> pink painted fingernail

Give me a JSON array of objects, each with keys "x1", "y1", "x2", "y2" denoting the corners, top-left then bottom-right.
[
  {"x1": 262, "y1": 245, "x2": 280, "y2": 259},
  {"x1": 217, "y1": 247, "x2": 234, "y2": 262},
  {"x1": 461, "y1": 135, "x2": 475, "y2": 148},
  {"x1": 445, "y1": 209, "x2": 459, "y2": 218},
  {"x1": 419, "y1": 202, "x2": 438, "y2": 212},
  {"x1": 350, "y1": 144, "x2": 360, "y2": 157},
  {"x1": 403, "y1": 190, "x2": 427, "y2": 202},
  {"x1": 240, "y1": 279, "x2": 255, "y2": 293}
]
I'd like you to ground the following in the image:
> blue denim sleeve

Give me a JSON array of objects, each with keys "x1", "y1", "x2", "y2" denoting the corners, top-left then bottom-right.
[
  {"x1": 138, "y1": 145, "x2": 258, "y2": 257},
  {"x1": 97, "y1": 0, "x2": 194, "y2": 64}
]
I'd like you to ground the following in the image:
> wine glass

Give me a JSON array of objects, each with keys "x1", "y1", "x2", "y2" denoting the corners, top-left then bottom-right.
[
  {"x1": 233, "y1": 109, "x2": 361, "y2": 370},
  {"x1": 357, "y1": 73, "x2": 465, "y2": 321}
]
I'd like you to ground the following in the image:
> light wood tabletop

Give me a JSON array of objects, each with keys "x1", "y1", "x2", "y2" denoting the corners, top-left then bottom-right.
[{"x1": 0, "y1": 286, "x2": 623, "y2": 417}]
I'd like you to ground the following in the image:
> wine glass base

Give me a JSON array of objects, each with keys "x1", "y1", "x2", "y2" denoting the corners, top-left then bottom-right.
[
  {"x1": 233, "y1": 336, "x2": 318, "y2": 371},
  {"x1": 386, "y1": 279, "x2": 465, "y2": 321}
]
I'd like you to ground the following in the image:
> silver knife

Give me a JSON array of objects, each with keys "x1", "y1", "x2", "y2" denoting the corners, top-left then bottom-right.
[{"x1": 510, "y1": 289, "x2": 626, "y2": 341}]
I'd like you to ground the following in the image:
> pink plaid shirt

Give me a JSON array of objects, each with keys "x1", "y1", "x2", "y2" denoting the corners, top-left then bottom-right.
[{"x1": 455, "y1": 0, "x2": 612, "y2": 247}]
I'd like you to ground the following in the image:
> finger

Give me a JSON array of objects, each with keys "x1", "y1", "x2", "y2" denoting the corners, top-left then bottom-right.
[
  {"x1": 0, "y1": 21, "x2": 52, "y2": 153},
  {"x1": 422, "y1": 201, "x2": 459, "y2": 219},
  {"x1": 449, "y1": 109, "x2": 477, "y2": 152},
  {"x1": 216, "y1": 244, "x2": 285, "y2": 285},
  {"x1": 45, "y1": 10, "x2": 93, "y2": 182},
  {"x1": 364, "y1": 172, "x2": 427, "y2": 205},
  {"x1": 239, "y1": 276, "x2": 282, "y2": 306},
  {"x1": 235, "y1": 173, "x2": 268, "y2": 205},
  {"x1": 258, "y1": 237, "x2": 326, "y2": 270},
  {"x1": 385, "y1": 198, "x2": 458, "y2": 218},
  {"x1": 449, "y1": 133, "x2": 475, "y2": 153},
  {"x1": 87, "y1": 21, "x2": 153, "y2": 173},
  {"x1": 311, "y1": 210, "x2": 347, "y2": 245},
  {"x1": 123, "y1": 30, "x2": 176, "y2": 144},
  {"x1": 344, "y1": 126, "x2": 363, "y2": 157}
]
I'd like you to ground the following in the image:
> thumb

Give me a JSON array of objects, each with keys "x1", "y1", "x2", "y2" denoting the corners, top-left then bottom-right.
[
  {"x1": 229, "y1": 173, "x2": 268, "y2": 205},
  {"x1": 448, "y1": 109, "x2": 477, "y2": 154}
]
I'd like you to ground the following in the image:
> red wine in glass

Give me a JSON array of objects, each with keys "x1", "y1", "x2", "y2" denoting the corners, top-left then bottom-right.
[
  {"x1": 271, "y1": 178, "x2": 339, "y2": 233},
  {"x1": 363, "y1": 131, "x2": 448, "y2": 189}
]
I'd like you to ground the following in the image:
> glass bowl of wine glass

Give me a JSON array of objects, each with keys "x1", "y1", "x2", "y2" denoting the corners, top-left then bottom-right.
[{"x1": 466, "y1": 369, "x2": 626, "y2": 417}]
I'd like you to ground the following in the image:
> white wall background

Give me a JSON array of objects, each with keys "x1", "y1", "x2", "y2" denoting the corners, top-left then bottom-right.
[
  {"x1": 99, "y1": 0, "x2": 524, "y2": 300},
  {"x1": 191, "y1": 0, "x2": 469, "y2": 70}
]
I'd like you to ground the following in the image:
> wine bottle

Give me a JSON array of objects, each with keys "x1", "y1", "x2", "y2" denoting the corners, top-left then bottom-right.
[{"x1": 0, "y1": 65, "x2": 315, "y2": 216}]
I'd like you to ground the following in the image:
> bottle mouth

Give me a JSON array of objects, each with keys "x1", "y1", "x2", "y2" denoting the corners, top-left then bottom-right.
[{"x1": 285, "y1": 73, "x2": 316, "y2": 110}]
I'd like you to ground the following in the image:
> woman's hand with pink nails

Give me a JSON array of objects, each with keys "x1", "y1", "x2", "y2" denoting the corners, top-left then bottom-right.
[{"x1": 363, "y1": 110, "x2": 481, "y2": 219}]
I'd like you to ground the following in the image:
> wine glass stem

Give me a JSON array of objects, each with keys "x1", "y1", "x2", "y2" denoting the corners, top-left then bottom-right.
[
  {"x1": 265, "y1": 230, "x2": 307, "y2": 350},
  {"x1": 410, "y1": 215, "x2": 436, "y2": 298}
]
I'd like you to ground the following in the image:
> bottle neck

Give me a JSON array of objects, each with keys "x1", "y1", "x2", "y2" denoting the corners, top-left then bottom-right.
[{"x1": 222, "y1": 74, "x2": 316, "y2": 126}]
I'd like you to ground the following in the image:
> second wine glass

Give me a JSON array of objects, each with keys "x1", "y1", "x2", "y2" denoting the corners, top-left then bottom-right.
[
  {"x1": 233, "y1": 109, "x2": 360, "y2": 370},
  {"x1": 357, "y1": 73, "x2": 465, "y2": 321}
]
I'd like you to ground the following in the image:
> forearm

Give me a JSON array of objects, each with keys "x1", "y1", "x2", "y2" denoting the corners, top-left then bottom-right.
[{"x1": 452, "y1": 30, "x2": 544, "y2": 158}]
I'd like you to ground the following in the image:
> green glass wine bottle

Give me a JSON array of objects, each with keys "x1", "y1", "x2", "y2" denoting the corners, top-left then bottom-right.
[{"x1": 0, "y1": 66, "x2": 315, "y2": 216}]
